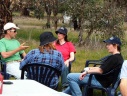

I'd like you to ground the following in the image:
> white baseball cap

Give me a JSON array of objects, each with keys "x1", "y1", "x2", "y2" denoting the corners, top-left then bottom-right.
[{"x1": 4, "y1": 22, "x2": 20, "y2": 30}]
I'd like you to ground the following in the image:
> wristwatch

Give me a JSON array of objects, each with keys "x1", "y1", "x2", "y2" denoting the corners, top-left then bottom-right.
[{"x1": 85, "y1": 70, "x2": 88, "y2": 74}]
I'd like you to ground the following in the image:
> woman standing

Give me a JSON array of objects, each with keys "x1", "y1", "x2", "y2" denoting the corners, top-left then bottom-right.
[{"x1": 54, "y1": 27, "x2": 76, "y2": 88}]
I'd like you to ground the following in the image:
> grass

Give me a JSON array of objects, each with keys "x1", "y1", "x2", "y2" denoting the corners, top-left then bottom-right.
[{"x1": 12, "y1": 15, "x2": 127, "y2": 95}]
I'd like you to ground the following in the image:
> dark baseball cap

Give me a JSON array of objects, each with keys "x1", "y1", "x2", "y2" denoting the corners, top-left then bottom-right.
[
  {"x1": 103, "y1": 36, "x2": 122, "y2": 46},
  {"x1": 55, "y1": 27, "x2": 67, "y2": 35}
]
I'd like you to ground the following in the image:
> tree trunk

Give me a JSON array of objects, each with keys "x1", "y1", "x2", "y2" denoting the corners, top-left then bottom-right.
[
  {"x1": 52, "y1": 0, "x2": 58, "y2": 30},
  {"x1": 83, "y1": 23, "x2": 94, "y2": 46},
  {"x1": 84, "y1": 27, "x2": 93, "y2": 45},
  {"x1": 46, "y1": 15, "x2": 51, "y2": 28},
  {"x1": 0, "y1": 0, "x2": 12, "y2": 38},
  {"x1": 72, "y1": 17, "x2": 78, "y2": 30},
  {"x1": 21, "y1": 7, "x2": 30, "y2": 16},
  {"x1": 53, "y1": 16, "x2": 58, "y2": 30},
  {"x1": 78, "y1": 19, "x2": 84, "y2": 46},
  {"x1": 78, "y1": 28, "x2": 83, "y2": 46},
  {"x1": 124, "y1": 6, "x2": 127, "y2": 22},
  {"x1": 73, "y1": 20, "x2": 78, "y2": 30},
  {"x1": 44, "y1": 0, "x2": 52, "y2": 29}
]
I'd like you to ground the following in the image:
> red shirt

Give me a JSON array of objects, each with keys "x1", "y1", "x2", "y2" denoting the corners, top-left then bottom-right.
[{"x1": 55, "y1": 42, "x2": 76, "y2": 61}]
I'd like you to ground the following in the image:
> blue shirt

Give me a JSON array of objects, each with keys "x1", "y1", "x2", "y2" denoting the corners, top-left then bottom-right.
[
  {"x1": 20, "y1": 49, "x2": 64, "y2": 88},
  {"x1": 120, "y1": 60, "x2": 127, "y2": 79}
]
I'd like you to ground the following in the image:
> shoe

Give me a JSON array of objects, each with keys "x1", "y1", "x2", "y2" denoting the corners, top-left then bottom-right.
[
  {"x1": 117, "y1": 91, "x2": 121, "y2": 96},
  {"x1": 62, "y1": 83, "x2": 69, "y2": 88},
  {"x1": 62, "y1": 83, "x2": 69, "y2": 91}
]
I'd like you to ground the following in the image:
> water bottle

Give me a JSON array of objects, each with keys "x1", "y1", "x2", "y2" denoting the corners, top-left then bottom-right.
[{"x1": 0, "y1": 73, "x2": 3, "y2": 94}]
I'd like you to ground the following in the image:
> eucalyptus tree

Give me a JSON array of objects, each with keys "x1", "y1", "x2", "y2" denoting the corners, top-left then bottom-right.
[
  {"x1": 65, "y1": 0, "x2": 103, "y2": 46},
  {"x1": 43, "y1": 0, "x2": 59, "y2": 29},
  {"x1": 64, "y1": 0, "x2": 125, "y2": 46},
  {"x1": 0, "y1": 0, "x2": 13, "y2": 38},
  {"x1": 30, "y1": 0, "x2": 59, "y2": 29},
  {"x1": 112, "y1": 0, "x2": 127, "y2": 21},
  {"x1": 52, "y1": 0, "x2": 59, "y2": 30}
]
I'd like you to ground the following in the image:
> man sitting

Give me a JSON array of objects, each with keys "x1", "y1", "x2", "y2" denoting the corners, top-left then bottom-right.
[{"x1": 0, "y1": 22, "x2": 29, "y2": 79}]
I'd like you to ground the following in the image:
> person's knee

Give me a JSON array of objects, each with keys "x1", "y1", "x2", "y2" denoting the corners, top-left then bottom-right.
[
  {"x1": 67, "y1": 73, "x2": 75, "y2": 81},
  {"x1": 67, "y1": 73, "x2": 81, "y2": 83}
]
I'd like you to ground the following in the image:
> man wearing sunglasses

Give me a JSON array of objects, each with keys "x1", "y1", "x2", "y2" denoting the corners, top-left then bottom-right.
[{"x1": 0, "y1": 22, "x2": 29, "y2": 79}]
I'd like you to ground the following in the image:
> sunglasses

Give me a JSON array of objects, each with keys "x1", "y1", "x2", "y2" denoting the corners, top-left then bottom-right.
[
  {"x1": 10, "y1": 30, "x2": 17, "y2": 33},
  {"x1": 57, "y1": 32, "x2": 64, "y2": 35}
]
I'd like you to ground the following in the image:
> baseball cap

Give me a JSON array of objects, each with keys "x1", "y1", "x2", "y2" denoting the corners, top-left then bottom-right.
[
  {"x1": 103, "y1": 36, "x2": 122, "y2": 46},
  {"x1": 4, "y1": 22, "x2": 20, "y2": 30},
  {"x1": 55, "y1": 27, "x2": 67, "y2": 35}
]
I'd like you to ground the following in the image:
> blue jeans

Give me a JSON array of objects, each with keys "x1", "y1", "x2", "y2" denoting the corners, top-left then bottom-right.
[
  {"x1": 63, "y1": 73, "x2": 103, "y2": 96},
  {"x1": 61, "y1": 61, "x2": 74, "y2": 87}
]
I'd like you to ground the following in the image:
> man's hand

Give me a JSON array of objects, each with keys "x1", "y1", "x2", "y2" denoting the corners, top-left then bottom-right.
[
  {"x1": 19, "y1": 42, "x2": 29, "y2": 50},
  {"x1": 79, "y1": 72, "x2": 87, "y2": 80}
]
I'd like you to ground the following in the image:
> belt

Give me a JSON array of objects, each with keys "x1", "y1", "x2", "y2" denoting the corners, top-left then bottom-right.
[{"x1": 6, "y1": 60, "x2": 22, "y2": 64}]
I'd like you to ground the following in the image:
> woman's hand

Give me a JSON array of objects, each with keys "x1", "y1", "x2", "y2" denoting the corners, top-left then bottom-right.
[{"x1": 64, "y1": 60, "x2": 70, "y2": 67}]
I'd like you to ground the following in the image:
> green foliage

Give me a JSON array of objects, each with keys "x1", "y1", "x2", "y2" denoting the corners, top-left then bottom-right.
[
  {"x1": 58, "y1": 3, "x2": 68, "y2": 13},
  {"x1": 34, "y1": 8, "x2": 44, "y2": 19},
  {"x1": 64, "y1": 0, "x2": 125, "y2": 45}
]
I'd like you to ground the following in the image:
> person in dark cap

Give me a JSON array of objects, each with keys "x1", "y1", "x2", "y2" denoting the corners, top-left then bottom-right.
[
  {"x1": 54, "y1": 27, "x2": 76, "y2": 88},
  {"x1": 103, "y1": 36, "x2": 122, "y2": 46},
  {"x1": 20, "y1": 32, "x2": 64, "y2": 89},
  {"x1": 63, "y1": 36, "x2": 123, "y2": 96}
]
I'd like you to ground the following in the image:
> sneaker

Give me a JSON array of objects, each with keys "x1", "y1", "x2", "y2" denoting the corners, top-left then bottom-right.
[
  {"x1": 117, "y1": 91, "x2": 122, "y2": 96},
  {"x1": 62, "y1": 83, "x2": 69, "y2": 91}
]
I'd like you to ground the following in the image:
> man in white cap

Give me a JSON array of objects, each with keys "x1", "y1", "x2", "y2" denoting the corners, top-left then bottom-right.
[{"x1": 0, "y1": 22, "x2": 29, "y2": 79}]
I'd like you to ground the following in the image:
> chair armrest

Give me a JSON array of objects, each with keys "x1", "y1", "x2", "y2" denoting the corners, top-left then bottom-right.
[
  {"x1": 82, "y1": 60, "x2": 102, "y2": 73},
  {"x1": 85, "y1": 60, "x2": 102, "y2": 67},
  {"x1": 87, "y1": 67, "x2": 120, "y2": 86}
]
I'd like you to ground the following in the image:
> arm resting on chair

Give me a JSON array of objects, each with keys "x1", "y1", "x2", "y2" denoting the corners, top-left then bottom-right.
[{"x1": 87, "y1": 67, "x2": 120, "y2": 86}]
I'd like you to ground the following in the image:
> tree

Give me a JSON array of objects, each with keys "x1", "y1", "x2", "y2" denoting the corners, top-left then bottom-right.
[
  {"x1": 19, "y1": 0, "x2": 30, "y2": 16},
  {"x1": 33, "y1": 0, "x2": 59, "y2": 29},
  {"x1": 112, "y1": 0, "x2": 127, "y2": 22},
  {"x1": 52, "y1": 0, "x2": 59, "y2": 30},
  {"x1": 64, "y1": 0, "x2": 125, "y2": 46},
  {"x1": 65, "y1": 0, "x2": 85, "y2": 46},
  {"x1": 43, "y1": 0, "x2": 52, "y2": 28},
  {"x1": 0, "y1": 0, "x2": 12, "y2": 38}
]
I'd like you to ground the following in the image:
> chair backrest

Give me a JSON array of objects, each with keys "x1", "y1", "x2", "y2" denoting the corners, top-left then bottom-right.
[
  {"x1": 0, "y1": 59, "x2": 11, "y2": 79},
  {"x1": 21, "y1": 63, "x2": 61, "y2": 89},
  {"x1": 111, "y1": 73, "x2": 120, "y2": 90},
  {"x1": 0, "y1": 53, "x2": 23, "y2": 79},
  {"x1": 109, "y1": 67, "x2": 121, "y2": 92}
]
